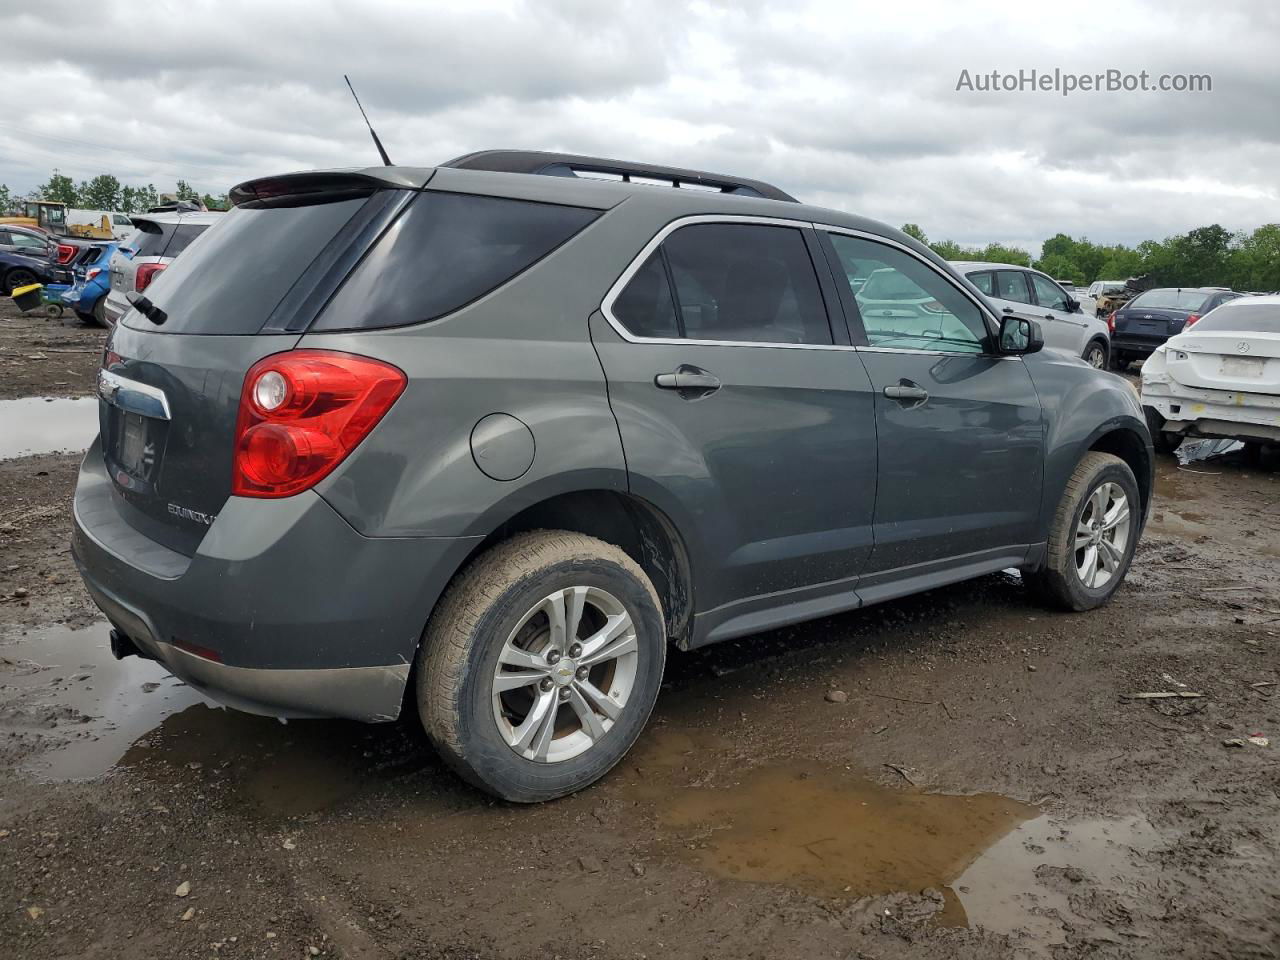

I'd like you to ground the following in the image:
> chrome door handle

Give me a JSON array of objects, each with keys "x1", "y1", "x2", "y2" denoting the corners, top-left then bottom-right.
[
  {"x1": 655, "y1": 366, "x2": 721, "y2": 393},
  {"x1": 884, "y1": 383, "x2": 929, "y2": 403}
]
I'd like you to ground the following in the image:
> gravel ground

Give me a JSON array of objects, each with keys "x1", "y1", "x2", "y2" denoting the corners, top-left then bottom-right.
[{"x1": 1, "y1": 298, "x2": 1278, "y2": 960}]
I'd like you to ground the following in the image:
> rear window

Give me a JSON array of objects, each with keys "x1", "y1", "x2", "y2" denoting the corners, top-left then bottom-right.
[
  {"x1": 1190, "y1": 302, "x2": 1280, "y2": 334},
  {"x1": 311, "y1": 191, "x2": 599, "y2": 331},
  {"x1": 1129, "y1": 289, "x2": 1212, "y2": 311},
  {"x1": 124, "y1": 199, "x2": 365, "y2": 335}
]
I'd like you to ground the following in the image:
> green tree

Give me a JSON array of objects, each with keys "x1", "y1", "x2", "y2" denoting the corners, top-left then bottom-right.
[
  {"x1": 0, "y1": 183, "x2": 11, "y2": 214},
  {"x1": 39, "y1": 171, "x2": 79, "y2": 205},
  {"x1": 200, "y1": 192, "x2": 230, "y2": 211},
  {"x1": 175, "y1": 179, "x2": 200, "y2": 202},
  {"x1": 79, "y1": 174, "x2": 122, "y2": 210},
  {"x1": 900, "y1": 223, "x2": 928, "y2": 244}
]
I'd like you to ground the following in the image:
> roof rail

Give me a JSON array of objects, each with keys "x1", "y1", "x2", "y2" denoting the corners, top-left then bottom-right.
[{"x1": 441, "y1": 149, "x2": 798, "y2": 202}]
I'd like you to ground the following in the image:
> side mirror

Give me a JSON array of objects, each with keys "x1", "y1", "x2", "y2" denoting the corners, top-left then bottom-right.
[
  {"x1": 1067, "y1": 298, "x2": 1081, "y2": 313},
  {"x1": 998, "y1": 316, "x2": 1044, "y2": 355}
]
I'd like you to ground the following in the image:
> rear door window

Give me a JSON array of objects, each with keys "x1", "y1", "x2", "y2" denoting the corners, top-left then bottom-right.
[
  {"x1": 966, "y1": 271, "x2": 994, "y2": 295},
  {"x1": 994, "y1": 270, "x2": 1033, "y2": 304},
  {"x1": 313, "y1": 192, "x2": 599, "y2": 331},
  {"x1": 661, "y1": 223, "x2": 831, "y2": 344},
  {"x1": 124, "y1": 198, "x2": 366, "y2": 335}
]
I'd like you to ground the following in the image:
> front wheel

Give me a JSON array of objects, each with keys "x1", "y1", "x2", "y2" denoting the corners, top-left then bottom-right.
[
  {"x1": 1026, "y1": 452, "x2": 1140, "y2": 611},
  {"x1": 418, "y1": 530, "x2": 666, "y2": 802}
]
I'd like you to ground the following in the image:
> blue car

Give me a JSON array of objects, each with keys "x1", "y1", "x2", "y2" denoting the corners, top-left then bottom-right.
[{"x1": 60, "y1": 242, "x2": 118, "y2": 326}]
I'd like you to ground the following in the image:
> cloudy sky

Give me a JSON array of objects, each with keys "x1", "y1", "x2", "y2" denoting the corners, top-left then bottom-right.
[{"x1": 2, "y1": 0, "x2": 1277, "y2": 253}]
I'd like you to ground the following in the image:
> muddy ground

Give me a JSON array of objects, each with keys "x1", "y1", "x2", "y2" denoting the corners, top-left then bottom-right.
[{"x1": 1, "y1": 298, "x2": 1278, "y2": 960}]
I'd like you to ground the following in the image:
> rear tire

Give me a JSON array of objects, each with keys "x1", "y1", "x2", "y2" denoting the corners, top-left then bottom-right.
[
  {"x1": 92, "y1": 299, "x2": 109, "y2": 328},
  {"x1": 4, "y1": 268, "x2": 37, "y2": 296},
  {"x1": 1026, "y1": 452, "x2": 1140, "y2": 612},
  {"x1": 1144, "y1": 407, "x2": 1183, "y2": 454},
  {"x1": 417, "y1": 530, "x2": 666, "y2": 802},
  {"x1": 1083, "y1": 340, "x2": 1107, "y2": 369},
  {"x1": 1108, "y1": 350, "x2": 1129, "y2": 372}
]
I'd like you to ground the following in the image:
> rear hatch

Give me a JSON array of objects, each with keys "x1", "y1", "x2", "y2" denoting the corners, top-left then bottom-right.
[
  {"x1": 99, "y1": 178, "x2": 408, "y2": 556},
  {"x1": 109, "y1": 218, "x2": 200, "y2": 297},
  {"x1": 1165, "y1": 332, "x2": 1280, "y2": 395}
]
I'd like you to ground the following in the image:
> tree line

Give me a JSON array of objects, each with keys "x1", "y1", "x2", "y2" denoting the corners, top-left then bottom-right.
[
  {"x1": 901, "y1": 222, "x2": 1280, "y2": 292},
  {"x1": 0, "y1": 171, "x2": 230, "y2": 216}
]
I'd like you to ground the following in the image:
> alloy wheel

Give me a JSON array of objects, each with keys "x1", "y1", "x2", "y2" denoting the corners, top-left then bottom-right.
[
  {"x1": 491, "y1": 586, "x2": 639, "y2": 763},
  {"x1": 1074, "y1": 482, "x2": 1131, "y2": 589}
]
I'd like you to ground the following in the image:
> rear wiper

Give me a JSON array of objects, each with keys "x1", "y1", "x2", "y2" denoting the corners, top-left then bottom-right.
[{"x1": 125, "y1": 292, "x2": 167, "y2": 326}]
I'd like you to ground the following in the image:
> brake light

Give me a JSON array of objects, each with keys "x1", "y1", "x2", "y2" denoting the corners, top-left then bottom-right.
[
  {"x1": 56, "y1": 243, "x2": 77, "y2": 264},
  {"x1": 1183, "y1": 313, "x2": 1200, "y2": 329},
  {"x1": 134, "y1": 262, "x2": 167, "y2": 292},
  {"x1": 1106, "y1": 311, "x2": 1116, "y2": 335},
  {"x1": 232, "y1": 351, "x2": 406, "y2": 498}
]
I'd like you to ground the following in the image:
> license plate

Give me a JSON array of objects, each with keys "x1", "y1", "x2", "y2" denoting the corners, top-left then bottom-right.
[{"x1": 1221, "y1": 357, "x2": 1264, "y2": 378}]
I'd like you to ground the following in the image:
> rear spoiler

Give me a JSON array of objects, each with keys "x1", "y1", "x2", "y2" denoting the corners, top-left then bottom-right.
[
  {"x1": 229, "y1": 169, "x2": 433, "y2": 208},
  {"x1": 441, "y1": 149, "x2": 798, "y2": 202}
]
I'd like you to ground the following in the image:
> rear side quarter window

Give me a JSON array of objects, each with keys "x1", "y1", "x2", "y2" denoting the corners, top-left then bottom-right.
[{"x1": 313, "y1": 192, "x2": 599, "y2": 332}]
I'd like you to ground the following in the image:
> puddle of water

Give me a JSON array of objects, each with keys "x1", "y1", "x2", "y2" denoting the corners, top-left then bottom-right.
[
  {"x1": 1, "y1": 620, "x2": 427, "y2": 812},
  {"x1": 0, "y1": 621, "x2": 210, "y2": 780},
  {"x1": 659, "y1": 764, "x2": 1157, "y2": 950},
  {"x1": 0, "y1": 396, "x2": 98, "y2": 459}
]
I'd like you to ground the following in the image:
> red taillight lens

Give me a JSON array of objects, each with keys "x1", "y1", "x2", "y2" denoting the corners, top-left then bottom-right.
[
  {"x1": 1183, "y1": 313, "x2": 1200, "y2": 329},
  {"x1": 232, "y1": 351, "x2": 406, "y2": 498},
  {"x1": 56, "y1": 243, "x2": 76, "y2": 264},
  {"x1": 134, "y1": 262, "x2": 167, "y2": 292},
  {"x1": 1106, "y1": 311, "x2": 1116, "y2": 335}
]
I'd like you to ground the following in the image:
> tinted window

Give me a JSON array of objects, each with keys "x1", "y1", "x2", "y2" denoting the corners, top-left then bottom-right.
[
  {"x1": 314, "y1": 191, "x2": 599, "y2": 332},
  {"x1": 1190, "y1": 302, "x2": 1280, "y2": 333},
  {"x1": 114, "y1": 215, "x2": 132, "y2": 226},
  {"x1": 828, "y1": 234, "x2": 988, "y2": 353},
  {"x1": 163, "y1": 223, "x2": 209, "y2": 257},
  {"x1": 994, "y1": 270, "x2": 1033, "y2": 304},
  {"x1": 1030, "y1": 273, "x2": 1069, "y2": 311},
  {"x1": 967, "y1": 270, "x2": 994, "y2": 295},
  {"x1": 125, "y1": 198, "x2": 365, "y2": 335},
  {"x1": 612, "y1": 252, "x2": 678, "y2": 338},
  {"x1": 661, "y1": 223, "x2": 830, "y2": 344},
  {"x1": 1128, "y1": 289, "x2": 1213, "y2": 311},
  {"x1": 131, "y1": 222, "x2": 175, "y2": 258}
]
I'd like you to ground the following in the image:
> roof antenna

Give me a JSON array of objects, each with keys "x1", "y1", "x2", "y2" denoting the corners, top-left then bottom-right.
[{"x1": 344, "y1": 74, "x2": 393, "y2": 166}]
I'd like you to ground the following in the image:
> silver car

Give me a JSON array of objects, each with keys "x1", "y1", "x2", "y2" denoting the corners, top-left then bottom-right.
[
  {"x1": 103, "y1": 210, "x2": 221, "y2": 325},
  {"x1": 952, "y1": 261, "x2": 1112, "y2": 368}
]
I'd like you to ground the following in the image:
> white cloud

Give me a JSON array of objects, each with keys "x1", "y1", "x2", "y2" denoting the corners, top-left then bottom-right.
[{"x1": 1, "y1": 0, "x2": 1276, "y2": 252}]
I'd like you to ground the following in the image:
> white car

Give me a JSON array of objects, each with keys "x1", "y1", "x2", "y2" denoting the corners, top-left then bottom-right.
[
  {"x1": 1140, "y1": 295, "x2": 1280, "y2": 454},
  {"x1": 103, "y1": 210, "x2": 221, "y2": 325},
  {"x1": 951, "y1": 261, "x2": 1112, "y2": 368}
]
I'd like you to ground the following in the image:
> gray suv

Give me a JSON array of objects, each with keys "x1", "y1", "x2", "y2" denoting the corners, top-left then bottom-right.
[{"x1": 73, "y1": 151, "x2": 1153, "y2": 801}]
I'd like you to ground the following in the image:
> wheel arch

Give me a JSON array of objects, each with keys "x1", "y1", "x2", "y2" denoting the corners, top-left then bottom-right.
[{"x1": 1085, "y1": 424, "x2": 1153, "y2": 530}]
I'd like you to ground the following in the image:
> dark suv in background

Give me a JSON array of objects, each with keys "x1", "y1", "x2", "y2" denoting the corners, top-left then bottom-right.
[{"x1": 73, "y1": 151, "x2": 1152, "y2": 801}]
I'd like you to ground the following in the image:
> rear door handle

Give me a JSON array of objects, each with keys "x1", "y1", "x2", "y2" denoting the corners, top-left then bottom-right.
[
  {"x1": 655, "y1": 365, "x2": 721, "y2": 394},
  {"x1": 1001, "y1": 307, "x2": 1015, "y2": 314},
  {"x1": 884, "y1": 382, "x2": 929, "y2": 403}
]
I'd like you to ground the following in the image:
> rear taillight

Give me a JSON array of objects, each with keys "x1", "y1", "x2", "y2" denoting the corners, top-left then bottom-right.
[
  {"x1": 1183, "y1": 313, "x2": 1200, "y2": 329},
  {"x1": 56, "y1": 243, "x2": 76, "y2": 264},
  {"x1": 232, "y1": 351, "x2": 406, "y2": 498},
  {"x1": 1106, "y1": 311, "x2": 1116, "y2": 335},
  {"x1": 134, "y1": 262, "x2": 167, "y2": 292}
]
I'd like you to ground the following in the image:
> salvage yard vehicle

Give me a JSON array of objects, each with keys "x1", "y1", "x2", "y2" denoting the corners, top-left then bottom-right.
[
  {"x1": 0, "y1": 199, "x2": 68, "y2": 234},
  {"x1": 1, "y1": 246, "x2": 68, "y2": 295},
  {"x1": 72, "y1": 151, "x2": 1153, "y2": 802},
  {"x1": 101, "y1": 209, "x2": 220, "y2": 325},
  {"x1": 1140, "y1": 294, "x2": 1280, "y2": 453},
  {"x1": 66, "y1": 209, "x2": 136, "y2": 241},
  {"x1": 60, "y1": 242, "x2": 118, "y2": 326},
  {"x1": 952, "y1": 261, "x2": 1111, "y2": 367},
  {"x1": 1108, "y1": 287, "x2": 1242, "y2": 372}
]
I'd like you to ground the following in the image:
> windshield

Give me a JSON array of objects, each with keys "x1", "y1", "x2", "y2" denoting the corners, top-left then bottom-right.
[
  {"x1": 1190, "y1": 302, "x2": 1280, "y2": 334},
  {"x1": 1128, "y1": 289, "x2": 1211, "y2": 311},
  {"x1": 858, "y1": 269, "x2": 929, "y2": 301}
]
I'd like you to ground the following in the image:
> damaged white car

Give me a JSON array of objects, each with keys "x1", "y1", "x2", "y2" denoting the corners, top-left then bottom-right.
[{"x1": 1141, "y1": 294, "x2": 1280, "y2": 454}]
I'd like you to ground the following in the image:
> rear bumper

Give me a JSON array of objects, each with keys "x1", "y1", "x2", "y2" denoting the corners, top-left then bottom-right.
[
  {"x1": 1142, "y1": 381, "x2": 1280, "y2": 443},
  {"x1": 1111, "y1": 336, "x2": 1163, "y2": 356},
  {"x1": 72, "y1": 439, "x2": 482, "y2": 721}
]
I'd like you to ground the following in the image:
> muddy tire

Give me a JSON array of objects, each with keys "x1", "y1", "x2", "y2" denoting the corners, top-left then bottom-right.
[
  {"x1": 1026, "y1": 452, "x2": 1140, "y2": 612},
  {"x1": 92, "y1": 298, "x2": 109, "y2": 328},
  {"x1": 1143, "y1": 407, "x2": 1183, "y2": 455},
  {"x1": 4, "y1": 267, "x2": 38, "y2": 296},
  {"x1": 417, "y1": 530, "x2": 666, "y2": 802}
]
